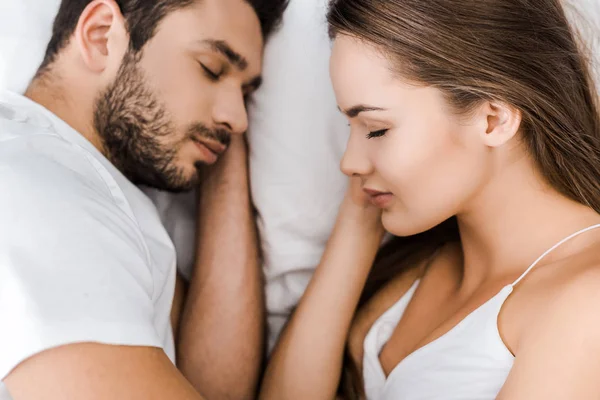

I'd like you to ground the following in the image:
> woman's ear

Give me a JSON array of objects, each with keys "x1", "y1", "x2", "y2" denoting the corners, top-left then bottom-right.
[{"x1": 477, "y1": 101, "x2": 523, "y2": 148}]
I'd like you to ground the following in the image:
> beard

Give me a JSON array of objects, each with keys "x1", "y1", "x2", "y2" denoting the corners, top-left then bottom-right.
[{"x1": 93, "y1": 50, "x2": 231, "y2": 192}]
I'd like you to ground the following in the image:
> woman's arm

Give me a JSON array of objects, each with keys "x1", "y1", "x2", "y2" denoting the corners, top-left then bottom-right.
[{"x1": 260, "y1": 178, "x2": 384, "y2": 400}]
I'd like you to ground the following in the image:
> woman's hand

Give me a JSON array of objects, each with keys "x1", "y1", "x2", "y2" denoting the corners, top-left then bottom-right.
[
  {"x1": 339, "y1": 176, "x2": 385, "y2": 234},
  {"x1": 260, "y1": 174, "x2": 386, "y2": 400}
]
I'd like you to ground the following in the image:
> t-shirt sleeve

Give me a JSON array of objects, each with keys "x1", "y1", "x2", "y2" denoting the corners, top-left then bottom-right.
[{"x1": 0, "y1": 141, "x2": 162, "y2": 380}]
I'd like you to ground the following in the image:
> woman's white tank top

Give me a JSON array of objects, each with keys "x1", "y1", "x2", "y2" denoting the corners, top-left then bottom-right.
[{"x1": 362, "y1": 224, "x2": 600, "y2": 400}]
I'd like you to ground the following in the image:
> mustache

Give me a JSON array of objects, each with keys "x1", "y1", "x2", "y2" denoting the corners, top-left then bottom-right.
[{"x1": 187, "y1": 123, "x2": 231, "y2": 148}]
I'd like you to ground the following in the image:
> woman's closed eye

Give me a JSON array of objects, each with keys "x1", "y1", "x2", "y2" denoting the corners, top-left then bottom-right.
[{"x1": 366, "y1": 129, "x2": 388, "y2": 139}]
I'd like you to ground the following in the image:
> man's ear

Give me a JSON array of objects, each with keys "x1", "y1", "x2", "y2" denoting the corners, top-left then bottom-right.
[{"x1": 73, "y1": 0, "x2": 128, "y2": 73}]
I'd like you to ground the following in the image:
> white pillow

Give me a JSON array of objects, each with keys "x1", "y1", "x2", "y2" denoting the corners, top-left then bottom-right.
[
  {"x1": 247, "y1": 0, "x2": 349, "y2": 350},
  {"x1": 566, "y1": 0, "x2": 600, "y2": 84},
  {"x1": 0, "y1": 0, "x2": 60, "y2": 93}
]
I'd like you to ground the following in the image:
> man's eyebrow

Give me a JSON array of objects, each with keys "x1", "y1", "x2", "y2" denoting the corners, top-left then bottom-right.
[
  {"x1": 202, "y1": 39, "x2": 248, "y2": 71},
  {"x1": 339, "y1": 105, "x2": 387, "y2": 118}
]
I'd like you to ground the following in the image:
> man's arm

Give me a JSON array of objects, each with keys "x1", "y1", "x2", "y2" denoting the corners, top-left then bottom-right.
[
  {"x1": 177, "y1": 135, "x2": 264, "y2": 400},
  {"x1": 0, "y1": 143, "x2": 206, "y2": 399},
  {"x1": 4, "y1": 345, "x2": 204, "y2": 400}
]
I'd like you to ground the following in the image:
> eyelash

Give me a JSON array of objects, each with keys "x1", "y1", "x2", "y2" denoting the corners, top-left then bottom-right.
[
  {"x1": 366, "y1": 129, "x2": 388, "y2": 139},
  {"x1": 200, "y1": 63, "x2": 221, "y2": 81}
]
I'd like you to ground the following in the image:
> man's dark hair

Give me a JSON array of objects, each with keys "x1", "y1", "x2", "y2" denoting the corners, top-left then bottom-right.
[{"x1": 39, "y1": 0, "x2": 288, "y2": 72}]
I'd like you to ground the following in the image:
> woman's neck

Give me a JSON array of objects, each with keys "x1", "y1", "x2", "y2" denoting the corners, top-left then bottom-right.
[{"x1": 455, "y1": 156, "x2": 600, "y2": 290}]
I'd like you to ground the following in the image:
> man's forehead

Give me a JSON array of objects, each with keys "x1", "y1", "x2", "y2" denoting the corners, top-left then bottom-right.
[{"x1": 181, "y1": 0, "x2": 263, "y2": 66}]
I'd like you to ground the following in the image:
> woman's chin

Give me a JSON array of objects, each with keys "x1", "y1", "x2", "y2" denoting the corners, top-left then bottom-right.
[{"x1": 382, "y1": 211, "x2": 444, "y2": 237}]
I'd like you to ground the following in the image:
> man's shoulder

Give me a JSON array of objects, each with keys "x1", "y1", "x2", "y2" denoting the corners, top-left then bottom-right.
[
  {"x1": 0, "y1": 126, "x2": 112, "y2": 202},
  {"x1": 0, "y1": 124, "x2": 153, "y2": 267}
]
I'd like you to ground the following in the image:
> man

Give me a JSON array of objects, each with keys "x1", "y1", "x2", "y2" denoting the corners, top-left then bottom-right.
[{"x1": 0, "y1": 0, "x2": 285, "y2": 398}]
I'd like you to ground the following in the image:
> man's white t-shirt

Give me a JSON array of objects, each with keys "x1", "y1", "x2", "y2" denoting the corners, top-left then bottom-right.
[{"x1": 0, "y1": 90, "x2": 177, "y2": 382}]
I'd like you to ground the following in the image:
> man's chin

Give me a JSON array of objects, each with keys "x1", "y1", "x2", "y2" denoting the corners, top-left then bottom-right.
[
  {"x1": 168, "y1": 172, "x2": 200, "y2": 193},
  {"x1": 136, "y1": 169, "x2": 199, "y2": 193}
]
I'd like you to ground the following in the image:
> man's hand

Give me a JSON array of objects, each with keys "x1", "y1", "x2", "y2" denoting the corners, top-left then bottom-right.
[
  {"x1": 199, "y1": 134, "x2": 249, "y2": 190},
  {"x1": 177, "y1": 133, "x2": 265, "y2": 400}
]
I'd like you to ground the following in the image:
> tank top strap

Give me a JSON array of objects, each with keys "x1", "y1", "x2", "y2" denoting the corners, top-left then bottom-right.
[{"x1": 511, "y1": 223, "x2": 600, "y2": 287}]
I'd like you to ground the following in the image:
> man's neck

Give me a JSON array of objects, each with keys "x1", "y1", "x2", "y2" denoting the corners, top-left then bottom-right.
[{"x1": 25, "y1": 78, "x2": 106, "y2": 156}]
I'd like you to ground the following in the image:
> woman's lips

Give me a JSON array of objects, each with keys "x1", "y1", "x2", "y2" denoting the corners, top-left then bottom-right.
[{"x1": 363, "y1": 188, "x2": 394, "y2": 208}]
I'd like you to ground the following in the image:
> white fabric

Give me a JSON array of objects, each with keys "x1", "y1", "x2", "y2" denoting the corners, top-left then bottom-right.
[
  {"x1": 0, "y1": 383, "x2": 11, "y2": 400},
  {"x1": 140, "y1": 188, "x2": 198, "y2": 281},
  {"x1": 363, "y1": 224, "x2": 600, "y2": 400},
  {"x1": 247, "y1": 0, "x2": 349, "y2": 350},
  {"x1": 0, "y1": 90, "x2": 177, "y2": 381},
  {"x1": 363, "y1": 281, "x2": 514, "y2": 400},
  {"x1": 565, "y1": 0, "x2": 600, "y2": 84},
  {"x1": 0, "y1": 0, "x2": 60, "y2": 93}
]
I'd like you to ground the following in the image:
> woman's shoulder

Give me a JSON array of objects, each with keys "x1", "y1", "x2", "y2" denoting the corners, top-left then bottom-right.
[
  {"x1": 536, "y1": 242, "x2": 600, "y2": 316},
  {"x1": 495, "y1": 241, "x2": 600, "y2": 398},
  {"x1": 504, "y1": 239, "x2": 600, "y2": 355}
]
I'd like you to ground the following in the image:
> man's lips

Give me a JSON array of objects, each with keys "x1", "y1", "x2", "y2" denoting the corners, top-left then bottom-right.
[
  {"x1": 194, "y1": 138, "x2": 227, "y2": 155},
  {"x1": 191, "y1": 137, "x2": 228, "y2": 165}
]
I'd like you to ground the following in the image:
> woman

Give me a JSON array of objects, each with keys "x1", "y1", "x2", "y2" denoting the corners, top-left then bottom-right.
[{"x1": 259, "y1": 0, "x2": 600, "y2": 399}]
